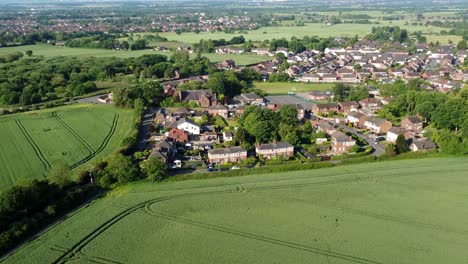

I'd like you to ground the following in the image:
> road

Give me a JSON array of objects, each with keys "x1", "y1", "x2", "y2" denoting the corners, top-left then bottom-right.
[
  {"x1": 314, "y1": 114, "x2": 386, "y2": 157},
  {"x1": 337, "y1": 123, "x2": 385, "y2": 157},
  {"x1": 136, "y1": 107, "x2": 157, "y2": 151}
]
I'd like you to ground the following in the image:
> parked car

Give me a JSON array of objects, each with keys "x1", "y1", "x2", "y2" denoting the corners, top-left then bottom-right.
[{"x1": 231, "y1": 166, "x2": 240, "y2": 170}]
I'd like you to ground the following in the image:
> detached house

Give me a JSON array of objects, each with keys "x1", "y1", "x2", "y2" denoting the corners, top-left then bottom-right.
[
  {"x1": 169, "y1": 118, "x2": 200, "y2": 135},
  {"x1": 208, "y1": 147, "x2": 247, "y2": 164},
  {"x1": 256, "y1": 142, "x2": 294, "y2": 160},
  {"x1": 178, "y1": 89, "x2": 216, "y2": 108},
  {"x1": 364, "y1": 116, "x2": 392, "y2": 134},
  {"x1": 167, "y1": 128, "x2": 189, "y2": 143},
  {"x1": 410, "y1": 138, "x2": 436, "y2": 152},
  {"x1": 401, "y1": 116, "x2": 423, "y2": 133},
  {"x1": 331, "y1": 131, "x2": 356, "y2": 154}
]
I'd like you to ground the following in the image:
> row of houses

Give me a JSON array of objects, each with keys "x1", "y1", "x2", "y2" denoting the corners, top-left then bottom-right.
[{"x1": 207, "y1": 142, "x2": 294, "y2": 164}]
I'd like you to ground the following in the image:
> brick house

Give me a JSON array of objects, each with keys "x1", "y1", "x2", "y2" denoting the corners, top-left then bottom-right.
[
  {"x1": 256, "y1": 142, "x2": 294, "y2": 160},
  {"x1": 178, "y1": 89, "x2": 216, "y2": 108},
  {"x1": 208, "y1": 146, "x2": 247, "y2": 164},
  {"x1": 386, "y1": 127, "x2": 413, "y2": 144},
  {"x1": 409, "y1": 138, "x2": 436, "y2": 152},
  {"x1": 312, "y1": 103, "x2": 339, "y2": 115},
  {"x1": 331, "y1": 131, "x2": 356, "y2": 154},
  {"x1": 338, "y1": 101, "x2": 360, "y2": 113},
  {"x1": 401, "y1": 116, "x2": 423, "y2": 133},
  {"x1": 316, "y1": 120, "x2": 337, "y2": 134},
  {"x1": 364, "y1": 116, "x2": 392, "y2": 134},
  {"x1": 208, "y1": 105, "x2": 229, "y2": 118}
]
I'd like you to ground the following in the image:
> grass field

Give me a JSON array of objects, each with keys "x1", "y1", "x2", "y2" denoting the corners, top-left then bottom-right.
[
  {"x1": 3, "y1": 157, "x2": 468, "y2": 264},
  {"x1": 0, "y1": 104, "x2": 134, "y2": 191},
  {"x1": 255, "y1": 81, "x2": 334, "y2": 94},
  {"x1": 0, "y1": 45, "x2": 268, "y2": 65}
]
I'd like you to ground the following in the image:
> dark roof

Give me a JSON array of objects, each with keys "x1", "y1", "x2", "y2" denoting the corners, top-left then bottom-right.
[
  {"x1": 348, "y1": 112, "x2": 365, "y2": 119},
  {"x1": 339, "y1": 101, "x2": 359, "y2": 107},
  {"x1": 257, "y1": 142, "x2": 293, "y2": 150},
  {"x1": 388, "y1": 126, "x2": 406, "y2": 135},
  {"x1": 180, "y1": 89, "x2": 213, "y2": 101},
  {"x1": 208, "y1": 146, "x2": 246, "y2": 155},
  {"x1": 365, "y1": 116, "x2": 389, "y2": 126},
  {"x1": 224, "y1": 131, "x2": 234, "y2": 137},
  {"x1": 412, "y1": 139, "x2": 436, "y2": 150},
  {"x1": 315, "y1": 103, "x2": 339, "y2": 109},
  {"x1": 331, "y1": 131, "x2": 353, "y2": 142},
  {"x1": 241, "y1": 93, "x2": 263, "y2": 100},
  {"x1": 209, "y1": 105, "x2": 228, "y2": 110},
  {"x1": 404, "y1": 116, "x2": 423, "y2": 124}
]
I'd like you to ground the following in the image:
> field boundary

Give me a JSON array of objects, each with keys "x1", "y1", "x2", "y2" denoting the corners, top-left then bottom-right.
[{"x1": 15, "y1": 119, "x2": 51, "y2": 169}]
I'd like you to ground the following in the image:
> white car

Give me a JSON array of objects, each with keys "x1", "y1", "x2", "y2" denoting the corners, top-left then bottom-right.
[{"x1": 231, "y1": 166, "x2": 240, "y2": 170}]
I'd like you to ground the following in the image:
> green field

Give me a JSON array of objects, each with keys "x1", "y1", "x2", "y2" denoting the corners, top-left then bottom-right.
[
  {"x1": 0, "y1": 45, "x2": 268, "y2": 65},
  {"x1": 155, "y1": 21, "x2": 454, "y2": 43},
  {"x1": 3, "y1": 157, "x2": 468, "y2": 264},
  {"x1": 255, "y1": 81, "x2": 334, "y2": 94},
  {"x1": 0, "y1": 104, "x2": 134, "y2": 191}
]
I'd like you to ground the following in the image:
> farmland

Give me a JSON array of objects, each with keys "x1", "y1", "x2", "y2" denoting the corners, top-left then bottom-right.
[
  {"x1": 0, "y1": 104, "x2": 134, "y2": 191},
  {"x1": 0, "y1": 45, "x2": 268, "y2": 65},
  {"x1": 3, "y1": 157, "x2": 468, "y2": 264},
  {"x1": 255, "y1": 81, "x2": 334, "y2": 95}
]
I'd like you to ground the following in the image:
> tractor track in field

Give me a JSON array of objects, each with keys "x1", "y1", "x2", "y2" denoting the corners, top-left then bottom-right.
[
  {"x1": 15, "y1": 119, "x2": 51, "y2": 169},
  {"x1": 87, "y1": 110, "x2": 113, "y2": 128},
  {"x1": 50, "y1": 165, "x2": 468, "y2": 264},
  {"x1": 50, "y1": 112, "x2": 119, "y2": 170},
  {"x1": 52, "y1": 112, "x2": 95, "y2": 155},
  {"x1": 146, "y1": 210, "x2": 382, "y2": 264}
]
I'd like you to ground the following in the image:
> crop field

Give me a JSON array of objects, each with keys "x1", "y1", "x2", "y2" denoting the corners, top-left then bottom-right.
[
  {"x1": 3, "y1": 157, "x2": 468, "y2": 264},
  {"x1": 0, "y1": 45, "x2": 267, "y2": 65},
  {"x1": 255, "y1": 81, "x2": 334, "y2": 94},
  {"x1": 0, "y1": 104, "x2": 134, "y2": 191}
]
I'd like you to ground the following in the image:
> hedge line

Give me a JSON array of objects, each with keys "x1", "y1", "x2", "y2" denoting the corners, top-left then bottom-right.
[{"x1": 167, "y1": 162, "x2": 334, "y2": 182}]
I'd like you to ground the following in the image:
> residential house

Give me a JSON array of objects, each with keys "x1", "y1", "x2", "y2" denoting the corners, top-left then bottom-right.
[
  {"x1": 217, "y1": 59, "x2": 236, "y2": 70},
  {"x1": 178, "y1": 89, "x2": 216, "y2": 108},
  {"x1": 409, "y1": 138, "x2": 436, "y2": 152},
  {"x1": 346, "y1": 112, "x2": 366, "y2": 127},
  {"x1": 167, "y1": 128, "x2": 189, "y2": 143},
  {"x1": 223, "y1": 131, "x2": 234, "y2": 142},
  {"x1": 316, "y1": 120, "x2": 337, "y2": 134},
  {"x1": 201, "y1": 131, "x2": 219, "y2": 142},
  {"x1": 312, "y1": 103, "x2": 339, "y2": 115},
  {"x1": 364, "y1": 116, "x2": 392, "y2": 134},
  {"x1": 401, "y1": 116, "x2": 423, "y2": 133},
  {"x1": 359, "y1": 98, "x2": 381, "y2": 112},
  {"x1": 386, "y1": 127, "x2": 413, "y2": 144},
  {"x1": 170, "y1": 117, "x2": 200, "y2": 135},
  {"x1": 331, "y1": 131, "x2": 356, "y2": 154},
  {"x1": 338, "y1": 101, "x2": 360, "y2": 113},
  {"x1": 208, "y1": 146, "x2": 247, "y2": 164},
  {"x1": 256, "y1": 142, "x2": 294, "y2": 160},
  {"x1": 235, "y1": 93, "x2": 264, "y2": 105},
  {"x1": 208, "y1": 105, "x2": 229, "y2": 118},
  {"x1": 305, "y1": 91, "x2": 330, "y2": 101},
  {"x1": 150, "y1": 139, "x2": 176, "y2": 164},
  {"x1": 299, "y1": 73, "x2": 321, "y2": 83}
]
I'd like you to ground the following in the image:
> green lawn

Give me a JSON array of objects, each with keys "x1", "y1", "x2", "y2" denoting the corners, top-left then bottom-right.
[
  {"x1": 3, "y1": 157, "x2": 468, "y2": 264},
  {"x1": 0, "y1": 104, "x2": 134, "y2": 191},
  {"x1": 255, "y1": 81, "x2": 334, "y2": 95},
  {"x1": 0, "y1": 45, "x2": 268, "y2": 65}
]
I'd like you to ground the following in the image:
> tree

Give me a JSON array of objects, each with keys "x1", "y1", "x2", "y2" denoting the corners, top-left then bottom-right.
[
  {"x1": 48, "y1": 161, "x2": 72, "y2": 188},
  {"x1": 278, "y1": 105, "x2": 298, "y2": 126},
  {"x1": 332, "y1": 83, "x2": 350, "y2": 102},
  {"x1": 395, "y1": 134, "x2": 408, "y2": 154},
  {"x1": 105, "y1": 154, "x2": 139, "y2": 184},
  {"x1": 457, "y1": 40, "x2": 467, "y2": 50},
  {"x1": 144, "y1": 157, "x2": 167, "y2": 182},
  {"x1": 432, "y1": 98, "x2": 467, "y2": 132},
  {"x1": 171, "y1": 50, "x2": 189, "y2": 63},
  {"x1": 25, "y1": 50, "x2": 33, "y2": 57},
  {"x1": 348, "y1": 85, "x2": 369, "y2": 101}
]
